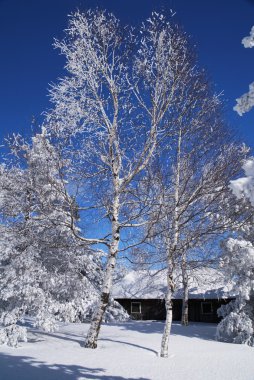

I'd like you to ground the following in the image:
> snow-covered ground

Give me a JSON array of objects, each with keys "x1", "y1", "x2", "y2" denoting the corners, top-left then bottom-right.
[{"x1": 0, "y1": 321, "x2": 253, "y2": 380}]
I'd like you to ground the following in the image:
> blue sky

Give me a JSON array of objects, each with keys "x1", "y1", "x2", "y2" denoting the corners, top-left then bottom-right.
[{"x1": 0, "y1": 0, "x2": 254, "y2": 148}]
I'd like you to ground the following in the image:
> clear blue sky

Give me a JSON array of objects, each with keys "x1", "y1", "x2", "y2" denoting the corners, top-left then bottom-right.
[{"x1": 0, "y1": 0, "x2": 254, "y2": 148}]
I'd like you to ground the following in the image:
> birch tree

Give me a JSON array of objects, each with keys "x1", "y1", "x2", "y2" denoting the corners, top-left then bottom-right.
[
  {"x1": 136, "y1": 63, "x2": 247, "y2": 355},
  {"x1": 178, "y1": 148, "x2": 246, "y2": 326},
  {"x1": 158, "y1": 149, "x2": 242, "y2": 354},
  {"x1": 44, "y1": 10, "x2": 197, "y2": 348},
  {"x1": 146, "y1": 132, "x2": 245, "y2": 356},
  {"x1": 174, "y1": 135, "x2": 246, "y2": 327}
]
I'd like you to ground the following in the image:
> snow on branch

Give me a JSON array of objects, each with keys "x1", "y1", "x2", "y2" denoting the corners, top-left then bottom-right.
[
  {"x1": 230, "y1": 158, "x2": 254, "y2": 205},
  {"x1": 242, "y1": 26, "x2": 254, "y2": 48},
  {"x1": 234, "y1": 82, "x2": 254, "y2": 116},
  {"x1": 234, "y1": 26, "x2": 254, "y2": 115}
]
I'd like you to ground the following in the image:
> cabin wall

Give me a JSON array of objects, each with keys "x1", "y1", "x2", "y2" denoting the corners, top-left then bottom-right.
[
  {"x1": 115, "y1": 298, "x2": 233, "y2": 323},
  {"x1": 116, "y1": 299, "x2": 166, "y2": 320}
]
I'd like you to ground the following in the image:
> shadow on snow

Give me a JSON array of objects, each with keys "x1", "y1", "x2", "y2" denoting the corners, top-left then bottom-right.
[
  {"x1": 29, "y1": 321, "x2": 217, "y2": 348},
  {"x1": 114, "y1": 321, "x2": 216, "y2": 341},
  {"x1": 0, "y1": 352, "x2": 150, "y2": 380},
  {"x1": 28, "y1": 330, "x2": 84, "y2": 347},
  {"x1": 28, "y1": 330, "x2": 158, "y2": 355},
  {"x1": 100, "y1": 338, "x2": 158, "y2": 355}
]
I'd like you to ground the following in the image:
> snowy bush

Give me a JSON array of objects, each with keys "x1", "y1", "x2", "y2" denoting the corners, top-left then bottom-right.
[
  {"x1": 217, "y1": 299, "x2": 254, "y2": 346},
  {"x1": 105, "y1": 299, "x2": 130, "y2": 323},
  {"x1": 0, "y1": 324, "x2": 27, "y2": 347}
]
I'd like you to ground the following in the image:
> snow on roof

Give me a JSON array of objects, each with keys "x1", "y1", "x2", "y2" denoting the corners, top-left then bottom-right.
[{"x1": 112, "y1": 268, "x2": 233, "y2": 300}]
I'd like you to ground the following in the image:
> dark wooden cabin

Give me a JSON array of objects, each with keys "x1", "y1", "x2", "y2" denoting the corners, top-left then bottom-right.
[
  {"x1": 115, "y1": 297, "x2": 233, "y2": 323},
  {"x1": 113, "y1": 269, "x2": 234, "y2": 323}
]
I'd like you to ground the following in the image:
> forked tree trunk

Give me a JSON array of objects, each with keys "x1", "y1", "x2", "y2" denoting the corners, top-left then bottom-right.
[
  {"x1": 160, "y1": 270, "x2": 174, "y2": 358},
  {"x1": 181, "y1": 255, "x2": 189, "y2": 326},
  {"x1": 85, "y1": 193, "x2": 120, "y2": 348}
]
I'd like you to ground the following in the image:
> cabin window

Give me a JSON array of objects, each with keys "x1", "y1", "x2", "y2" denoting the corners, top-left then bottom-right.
[
  {"x1": 131, "y1": 301, "x2": 141, "y2": 313},
  {"x1": 201, "y1": 302, "x2": 213, "y2": 314}
]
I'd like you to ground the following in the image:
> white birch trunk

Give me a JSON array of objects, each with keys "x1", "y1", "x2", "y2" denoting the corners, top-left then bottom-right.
[
  {"x1": 181, "y1": 255, "x2": 189, "y2": 326},
  {"x1": 160, "y1": 128, "x2": 182, "y2": 357},
  {"x1": 160, "y1": 268, "x2": 174, "y2": 358},
  {"x1": 85, "y1": 192, "x2": 120, "y2": 348}
]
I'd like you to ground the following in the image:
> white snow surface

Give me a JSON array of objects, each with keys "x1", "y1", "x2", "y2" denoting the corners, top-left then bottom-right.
[
  {"x1": 0, "y1": 320, "x2": 253, "y2": 380},
  {"x1": 112, "y1": 268, "x2": 232, "y2": 300}
]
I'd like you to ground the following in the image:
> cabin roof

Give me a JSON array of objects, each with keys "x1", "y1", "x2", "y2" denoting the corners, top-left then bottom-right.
[{"x1": 112, "y1": 268, "x2": 233, "y2": 300}]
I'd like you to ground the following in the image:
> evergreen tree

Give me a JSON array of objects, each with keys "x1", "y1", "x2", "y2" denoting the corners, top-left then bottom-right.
[{"x1": 0, "y1": 130, "x2": 103, "y2": 346}]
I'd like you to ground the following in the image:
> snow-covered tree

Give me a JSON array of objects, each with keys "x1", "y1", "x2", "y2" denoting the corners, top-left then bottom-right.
[
  {"x1": 127, "y1": 42, "x2": 248, "y2": 352},
  {"x1": 131, "y1": 66, "x2": 247, "y2": 355},
  {"x1": 44, "y1": 10, "x2": 198, "y2": 349},
  {"x1": 216, "y1": 159, "x2": 254, "y2": 346},
  {"x1": 144, "y1": 139, "x2": 245, "y2": 357},
  {"x1": 0, "y1": 131, "x2": 104, "y2": 347},
  {"x1": 234, "y1": 26, "x2": 254, "y2": 116}
]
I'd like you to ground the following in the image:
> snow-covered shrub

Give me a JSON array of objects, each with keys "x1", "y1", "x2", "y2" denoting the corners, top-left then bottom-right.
[
  {"x1": 0, "y1": 324, "x2": 27, "y2": 347},
  {"x1": 105, "y1": 299, "x2": 130, "y2": 323},
  {"x1": 217, "y1": 299, "x2": 254, "y2": 346}
]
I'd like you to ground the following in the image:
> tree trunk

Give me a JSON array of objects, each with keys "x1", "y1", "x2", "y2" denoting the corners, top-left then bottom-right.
[
  {"x1": 85, "y1": 193, "x2": 120, "y2": 349},
  {"x1": 160, "y1": 127, "x2": 182, "y2": 357},
  {"x1": 160, "y1": 270, "x2": 174, "y2": 358},
  {"x1": 181, "y1": 254, "x2": 189, "y2": 326},
  {"x1": 181, "y1": 275, "x2": 189, "y2": 326},
  {"x1": 84, "y1": 255, "x2": 116, "y2": 348},
  {"x1": 181, "y1": 286, "x2": 189, "y2": 326}
]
